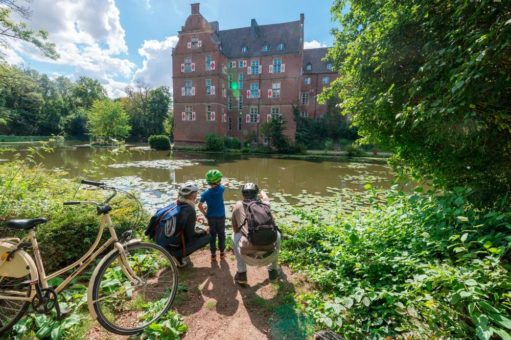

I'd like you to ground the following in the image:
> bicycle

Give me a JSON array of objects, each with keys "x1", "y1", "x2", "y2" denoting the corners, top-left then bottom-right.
[{"x1": 0, "y1": 179, "x2": 179, "y2": 335}]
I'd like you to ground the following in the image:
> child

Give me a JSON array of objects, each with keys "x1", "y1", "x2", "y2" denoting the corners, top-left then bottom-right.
[{"x1": 198, "y1": 169, "x2": 226, "y2": 261}]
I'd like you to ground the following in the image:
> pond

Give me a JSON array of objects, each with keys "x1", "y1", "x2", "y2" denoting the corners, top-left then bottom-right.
[{"x1": 1, "y1": 144, "x2": 398, "y2": 224}]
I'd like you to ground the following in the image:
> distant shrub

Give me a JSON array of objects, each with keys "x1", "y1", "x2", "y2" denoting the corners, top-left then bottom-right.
[
  {"x1": 205, "y1": 133, "x2": 225, "y2": 151},
  {"x1": 324, "y1": 139, "x2": 334, "y2": 152},
  {"x1": 224, "y1": 137, "x2": 241, "y2": 149},
  {"x1": 346, "y1": 144, "x2": 363, "y2": 157},
  {"x1": 148, "y1": 135, "x2": 171, "y2": 150},
  {"x1": 241, "y1": 147, "x2": 250, "y2": 154}
]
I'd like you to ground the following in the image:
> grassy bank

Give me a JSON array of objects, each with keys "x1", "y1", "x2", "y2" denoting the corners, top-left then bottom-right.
[
  {"x1": 0, "y1": 162, "x2": 187, "y2": 339},
  {"x1": 0, "y1": 135, "x2": 50, "y2": 143},
  {"x1": 281, "y1": 188, "x2": 511, "y2": 338}
]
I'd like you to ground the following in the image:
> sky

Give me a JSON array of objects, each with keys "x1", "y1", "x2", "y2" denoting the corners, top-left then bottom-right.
[{"x1": 2, "y1": 0, "x2": 337, "y2": 98}]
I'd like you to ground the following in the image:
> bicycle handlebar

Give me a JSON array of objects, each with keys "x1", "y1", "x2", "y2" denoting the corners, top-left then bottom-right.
[{"x1": 81, "y1": 179, "x2": 106, "y2": 187}]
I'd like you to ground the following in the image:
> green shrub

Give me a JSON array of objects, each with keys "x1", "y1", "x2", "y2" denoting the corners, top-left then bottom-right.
[
  {"x1": 281, "y1": 188, "x2": 511, "y2": 338},
  {"x1": 241, "y1": 147, "x2": 250, "y2": 153},
  {"x1": 324, "y1": 139, "x2": 334, "y2": 152},
  {"x1": 205, "y1": 133, "x2": 224, "y2": 151},
  {"x1": 148, "y1": 135, "x2": 171, "y2": 150},
  {"x1": 345, "y1": 144, "x2": 363, "y2": 157},
  {"x1": 223, "y1": 136, "x2": 241, "y2": 149}
]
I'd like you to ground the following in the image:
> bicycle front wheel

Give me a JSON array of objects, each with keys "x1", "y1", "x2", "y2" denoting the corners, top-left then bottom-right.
[{"x1": 91, "y1": 242, "x2": 178, "y2": 335}]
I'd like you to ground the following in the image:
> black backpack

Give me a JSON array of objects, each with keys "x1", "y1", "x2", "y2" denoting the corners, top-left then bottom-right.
[{"x1": 242, "y1": 200, "x2": 279, "y2": 246}]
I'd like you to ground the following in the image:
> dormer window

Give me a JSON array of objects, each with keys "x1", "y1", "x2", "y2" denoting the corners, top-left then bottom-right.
[
  {"x1": 277, "y1": 43, "x2": 285, "y2": 51},
  {"x1": 191, "y1": 37, "x2": 199, "y2": 48},
  {"x1": 262, "y1": 44, "x2": 270, "y2": 52},
  {"x1": 305, "y1": 63, "x2": 312, "y2": 71},
  {"x1": 327, "y1": 63, "x2": 333, "y2": 71},
  {"x1": 242, "y1": 46, "x2": 248, "y2": 53}
]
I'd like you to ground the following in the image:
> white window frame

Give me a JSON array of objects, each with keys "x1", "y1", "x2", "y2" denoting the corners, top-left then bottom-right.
[
  {"x1": 272, "y1": 82, "x2": 280, "y2": 98},
  {"x1": 185, "y1": 80, "x2": 193, "y2": 96},
  {"x1": 322, "y1": 76, "x2": 330, "y2": 85},
  {"x1": 301, "y1": 92, "x2": 309, "y2": 105},
  {"x1": 249, "y1": 107, "x2": 258, "y2": 123},
  {"x1": 304, "y1": 77, "x2": 311, "y2": 85}
]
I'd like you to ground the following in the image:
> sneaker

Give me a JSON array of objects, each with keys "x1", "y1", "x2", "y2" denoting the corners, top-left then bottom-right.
[
  {"x1": 220, "y1": 252, "x2": 225, "y2": 260},
  {"x1": 268, "y1": 268, "x2": 279, "y2": 281},
  {"x1": 234, "y1": 271, "x2": 247, "y2": 285},
  {"x1": 176, "y1": 257, "x2": 188, "y2": 268}
]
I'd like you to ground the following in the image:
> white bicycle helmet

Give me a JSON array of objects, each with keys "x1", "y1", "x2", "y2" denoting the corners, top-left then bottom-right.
[{"x1": 179, "y1": 182, "x2": 199, "y2": 196}]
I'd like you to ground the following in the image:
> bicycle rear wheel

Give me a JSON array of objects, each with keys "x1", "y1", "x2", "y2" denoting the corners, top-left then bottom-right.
[
  {"x1": 0, "y1": 276, "x2": 31, "y2": 335},
  {"x1": 91, "y1": 242, "x2": 178, "y2": 335}
]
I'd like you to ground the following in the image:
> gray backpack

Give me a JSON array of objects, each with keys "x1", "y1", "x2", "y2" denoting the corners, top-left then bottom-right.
[{"x1": 242, "y1": 200, "x2": 278, "y2": 246}]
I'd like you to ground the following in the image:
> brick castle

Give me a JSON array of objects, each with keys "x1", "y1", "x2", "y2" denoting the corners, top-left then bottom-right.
[{"x1": 172, "y1": 3, "x2": 338, "y2": 146}]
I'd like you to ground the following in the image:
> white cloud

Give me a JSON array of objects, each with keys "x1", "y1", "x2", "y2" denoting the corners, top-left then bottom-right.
[
  {"x1": 304, "y1": 40, "x2": 328, "y2": 49},
  {"x1": 133, "y1": 36, "x2": 178, "y2": 89},
  {"x1": 5, "y1": 0, "x2": 134, "y2": 98},
  {"x1": 0, "y1": 46, "x2": 24, "y2": 65},
  {"x1": 143, "y1": 0, "x2": 152, "y2": 9}
]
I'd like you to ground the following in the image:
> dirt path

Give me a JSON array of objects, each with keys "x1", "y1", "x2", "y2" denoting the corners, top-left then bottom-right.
[{"x1": 87, "y1": 249, "x2": 314, "y2": 339}]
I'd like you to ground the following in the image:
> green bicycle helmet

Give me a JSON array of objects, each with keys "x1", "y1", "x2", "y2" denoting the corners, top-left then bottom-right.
[{"x1": 205, "y1": 169, "x2": 223, "y2": 184}]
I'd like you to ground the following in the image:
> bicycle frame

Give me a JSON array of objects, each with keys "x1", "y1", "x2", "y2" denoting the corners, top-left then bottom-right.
[{"x1": 0, "y1": 212, "x2": 139, "y2": 303}]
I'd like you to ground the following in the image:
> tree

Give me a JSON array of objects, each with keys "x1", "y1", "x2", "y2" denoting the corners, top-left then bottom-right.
[
  {"x1": 87, "y1": 99, "x2": 131, "y2": 142},
  {"x1": 261, "y1": 116, "x2": 290, "y2": 152},
  {"x1": 123, "y1": 84, "x2": 172, "y2": 140},
  {"x1": 327, "y1": 0, "x2": 511, "y2": 204},
  {"x1": 0, "y1": 0, "x2": 58, "y2": 60}
]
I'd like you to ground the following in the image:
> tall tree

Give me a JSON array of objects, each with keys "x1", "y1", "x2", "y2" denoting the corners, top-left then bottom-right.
[
  {"x1": 0, "y1": 0, "x2": 58, "y2": 60},
  {"x1": 87, "y1": 99, "x2": 131, "y2": 142},
  {"x1": 327, "y1": 0, "x2": 511, "y2": 204}
]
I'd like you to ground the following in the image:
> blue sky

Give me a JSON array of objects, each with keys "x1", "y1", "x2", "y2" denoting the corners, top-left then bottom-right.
[{"x1": 3, "y1": 0, "x2": 337, "y2": 97}]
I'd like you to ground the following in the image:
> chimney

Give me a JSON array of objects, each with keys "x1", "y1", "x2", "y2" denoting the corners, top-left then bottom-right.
[
  {"x1": 250, "y1": 18, "x2": 259, "y2": 38},
  {"x1": 300, "y1": 13, "x2": 304, "y2": 24},
  {"x1": 191, "y1": 3, "x2": 200, "y2": 15}
]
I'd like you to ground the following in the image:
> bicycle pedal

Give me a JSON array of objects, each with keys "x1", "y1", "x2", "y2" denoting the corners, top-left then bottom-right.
[{"x1": 57, "y1": 304, "x2": 72, "y2": 320}]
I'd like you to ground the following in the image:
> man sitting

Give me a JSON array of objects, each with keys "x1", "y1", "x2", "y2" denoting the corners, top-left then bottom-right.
[
  {"x1": 166, "y1": 182, "x2": 210, "y2": 267},
  {"x1": 231, "y1": 183, "x2": 281, "y2": 285}
]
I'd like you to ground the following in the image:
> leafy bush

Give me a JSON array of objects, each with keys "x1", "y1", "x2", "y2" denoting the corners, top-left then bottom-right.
[
  {"x1": 148, "y1": 135, "x2": 171, "y2": 150},
  {"x1": 345, "y1": 144, "x2": 363, "y2": 157},
  {"x1": 324, "y1": 139, "x2": 334, "y2": 152},
  {"x1": 281, "y1": 188, "x2": 511, "y2": 338},
  {"x1": 205, "y1": 133, "x2": 224, "y2": 151},
  {"x1": 223, "y1": 136, "x2": 241, "y2": 149}
]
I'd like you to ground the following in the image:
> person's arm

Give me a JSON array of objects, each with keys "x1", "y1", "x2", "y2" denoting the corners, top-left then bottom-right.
[
  {"x1": 184, "y1": 207, "x2": 197, "y2": 241},
  {"x1": 231, "y1": 202, "x2": 242, "y2": 233},
  {"x1": 198, "y1": 202, "x2": 207, "y2": 216},
  {"x1": 259, "y1": 190, "x2": 269, "y2": 204}
]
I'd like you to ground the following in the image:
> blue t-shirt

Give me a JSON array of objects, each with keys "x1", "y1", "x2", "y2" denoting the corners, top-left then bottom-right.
[{"x1": 200, "y1": 185, "x2": 225, "y2": 218}]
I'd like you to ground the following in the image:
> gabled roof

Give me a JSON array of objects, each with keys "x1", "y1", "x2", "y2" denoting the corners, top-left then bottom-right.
[
  {"x1": 303, "y1": 48, "x2": 333, "y2": 74},
  {"x1": 218, "y1": 20, "x2": 302, "y2": 58}
]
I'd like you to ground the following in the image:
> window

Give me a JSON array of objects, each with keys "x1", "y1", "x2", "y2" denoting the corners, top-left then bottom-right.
[
  {"x1": 300, "y1": 111, "x2": 308, "y2": 118},
  {"x1": 249, "y1": 107, "x2": 258, "y2": 123},
  {"x1": 228, "y1": 117, "x2": 232, "y2": 130},
  {"x1": 250, "y1": 83, "x2": 259, "y2": 98},
  {"x1": 241, "y1": 46, "x2": 248, "y2": 53},
  {"x1": 271, "y1": 106, "x2": 281, "y2": 118},
  {"x1": 239, "y1": 60, "x2": 244, "y2": 68},
  {"x1": 184, "y1": 57, "x2": 192, "y2": 72},
  {"x1": 277, "y1": 43, "x2": 285, "y2": 51},
  {"x1": 227, "y1": 96, "x2": 232, "y2": 111},
  {"x1": 304, "y1": 77, "x2": 311, "y2": 85},
  {"x1": 238, "y1": 115, "x2": 242, "y2": 130},
  {"x1": 238, "y1": 73, "x2": 243, "y2": 89},
  {"x1": 206, "y1": 105, "x2": 215, "y2": 121},
  {"x1": 322, "y1": 76, "x2": 330, "y2": 85},
  {"x1": 262, "y1": 44, "x2": 270, "y2": 52},
  {"x1": 185, "y1": 80, "x2": 193, "y2": 96},
  {"x1": 238, "y1": 95, "x2": 243, "y2": 110},
  {"x1": 205, "y1": 55, "x2": 213, "y2": 71},
  {"x1": 301, "y1": 92, "x2": 309, "y2": 105},
  {"x1": 206, "y1": 79, "x2": 212, "y2": 95},
  {"x1": 263, "y1": 137, "x2": 270, "y2": 145},
  {"x1": 273, "y1": 58, "x2": 282, "y2": 73},
  {"x1": 326, "y1": 63, "x2": 333, "y2": 71},
  {"x1": 184, "y1": 105, "x2": 193, "y2": 120},
  {"x1": 250, "y1": 60, "x2": 259, "y2": 75},
  {"x1": 191, "y1": 37, "x2": 199, "y2": 48},
  {"x1": 305, "y1": 63, "x2": 312, "y2": 71},
  {"x1": 272, "y1": 82, "x2": 280, "y2": 98}
]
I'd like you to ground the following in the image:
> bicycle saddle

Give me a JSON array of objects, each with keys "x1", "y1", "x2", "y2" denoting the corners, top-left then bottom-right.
[{"x1": 6, "y1": 218, "x2": 48, "y2": 230}]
